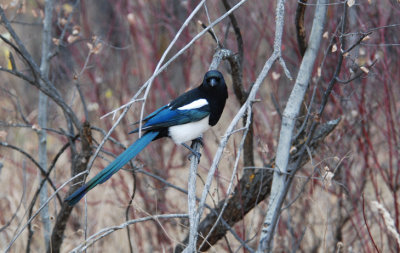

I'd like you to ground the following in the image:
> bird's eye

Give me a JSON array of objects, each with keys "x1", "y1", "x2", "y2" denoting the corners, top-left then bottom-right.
[{"x1": 207, "y1": 77, "x2": 219, "y2": 82}]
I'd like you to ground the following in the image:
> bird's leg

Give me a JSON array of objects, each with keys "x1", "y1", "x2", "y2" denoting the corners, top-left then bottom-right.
[
  {"x1": 182, "y1": 143, "x2": 201, "y2": 161},
  {"x1": 190, "y1": 136, "x2": 203, "y2": 161},
  {"x1": 191, "y1": 136, "x2": 203, "y2": 147}
]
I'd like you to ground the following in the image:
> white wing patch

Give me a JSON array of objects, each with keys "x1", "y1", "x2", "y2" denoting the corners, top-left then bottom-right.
[{"x1": 177, "y1": 99, "x2": 208, "y2": 110}]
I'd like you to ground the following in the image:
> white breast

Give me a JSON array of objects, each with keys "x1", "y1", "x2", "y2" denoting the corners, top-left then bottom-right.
[{"x1": 168, "y1": 116, "x2": 210, "y2": 144}]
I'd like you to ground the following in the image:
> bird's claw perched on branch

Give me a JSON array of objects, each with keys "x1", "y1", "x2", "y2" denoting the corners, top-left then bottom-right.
[
  {"x1": 182, "y1": 141, "x2": 202, "y2": 162},
  {"x1": 188, "y1": 151, "x2": 202, "y2": 162}
]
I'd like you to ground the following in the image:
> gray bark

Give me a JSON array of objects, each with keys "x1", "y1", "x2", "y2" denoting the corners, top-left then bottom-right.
[
  {"x1": 258, "y1": 0, "x2": 328, "y2": 251},
  {"x1": 38, "y1": 0, "x2": 54, "y2": 248}
]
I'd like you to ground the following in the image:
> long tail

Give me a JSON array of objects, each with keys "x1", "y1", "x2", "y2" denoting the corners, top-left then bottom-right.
[{"x1": 66, "y1": 131, "x2": 159, "y2": 206}]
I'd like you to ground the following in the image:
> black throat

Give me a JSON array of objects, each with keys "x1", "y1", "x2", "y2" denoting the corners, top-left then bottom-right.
[{"x1": 200, "y1": 84, "x2": 228, "y2": 126}]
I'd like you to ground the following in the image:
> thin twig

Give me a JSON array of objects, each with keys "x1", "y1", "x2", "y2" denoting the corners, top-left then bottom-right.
[
  {"x1": 4, "y1": 171, "x2": 89, "y2": 252},
  {"x1": 70, "y1": 214, "x2": 189, "y2": 252},
  {"x1": 0, "y1": 141, "x2": 61, "y2": 201}
]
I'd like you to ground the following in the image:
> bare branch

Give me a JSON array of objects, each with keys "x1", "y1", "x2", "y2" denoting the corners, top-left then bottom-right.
[
  {"x1": 4, "y1": 171, "x2": 88, "y2": 252},
  {"x1": 0, "y1": 7, "x2": 81, "y2": 128},
  {"x1": 259, "y1": 0, "x2": 328, "y2": 250},
  {"x1": 37, "y1": 0, "x2": 55, "y2": 247},
  {"x1": 295, "y1": 0, "x2": 308, "y2": 56},
  {"x1": 0, "y1": 141, "x2": 62, "y2": 203},
  {"x1": 71, "y1": 214, "x2": 189, "y2": 252}
]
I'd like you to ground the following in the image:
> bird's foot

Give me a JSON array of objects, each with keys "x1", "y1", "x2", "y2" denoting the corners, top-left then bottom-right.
[
  {"x1": 188, "y1": 151, "x2": 202, "y2": 162},
  {"x1": 182, "y1": 143, "x2": 202, "y2": 162}
]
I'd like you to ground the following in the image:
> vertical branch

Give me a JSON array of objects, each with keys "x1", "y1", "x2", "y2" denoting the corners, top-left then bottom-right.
[
  {"x1": 38, "y1": 0, "x2": 55, "y2": 248},
  {"x1": 49, "y1": 122, "x2": 92, "y2": 253},
  {"x1": 185, "y1": 139, "x2": 201, "y2": 253},
  {"x1": 184, "y1": 50, "x2": 231, "y2": 253},
  {"x1": 222, "y1": 0, "x2": 255, "y2": 169},
  {"x1": 295, "y1": 0, "x2": 308, "y2": 57},
  {"x1": 258, "y1": 0, "x2": 328, "y2": 251}
]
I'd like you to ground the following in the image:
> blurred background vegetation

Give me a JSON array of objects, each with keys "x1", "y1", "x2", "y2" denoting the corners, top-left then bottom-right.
[{"x1": 1, "y1": 0, "x2": 400, "y2": 252}]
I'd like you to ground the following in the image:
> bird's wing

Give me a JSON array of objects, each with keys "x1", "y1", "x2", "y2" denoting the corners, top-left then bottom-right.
[
  {"x1": 142, "y1": 104, "x2": 169, "y2": 121},
  {"x1": 130, "y1": 104, "x2": 169, "y2": 126},
  {"x1": 130, "y1": 104, "x2": 210, "y2": 133}
]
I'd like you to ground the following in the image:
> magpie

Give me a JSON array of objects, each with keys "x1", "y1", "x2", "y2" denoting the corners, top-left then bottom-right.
[{"x1": 66, "y1": 70, "x2": 228, "y2": 205}]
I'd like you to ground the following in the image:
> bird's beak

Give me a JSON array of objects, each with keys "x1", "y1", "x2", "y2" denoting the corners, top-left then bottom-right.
[{"x1": 210, "y1": 78, "x2": 217, "y2": 87}]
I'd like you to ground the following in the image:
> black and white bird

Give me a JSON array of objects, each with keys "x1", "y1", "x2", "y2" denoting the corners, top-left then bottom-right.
[{"x1": 66, "y1": 70, "x2": 228, "y2": 205}]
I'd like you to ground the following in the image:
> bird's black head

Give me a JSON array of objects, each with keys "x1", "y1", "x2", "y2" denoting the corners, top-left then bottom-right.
[
  {"x1": 200, "y1": 70, "x2": 228, "y2": 126},
  {"x1": 202, "y1": 70, "x2": 226, "y2": 90}
]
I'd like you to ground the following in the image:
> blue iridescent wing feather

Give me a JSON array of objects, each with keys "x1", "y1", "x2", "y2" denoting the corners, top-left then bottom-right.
[{"x1": 130, "y1": 105, "x2": 210, "y2": 133}]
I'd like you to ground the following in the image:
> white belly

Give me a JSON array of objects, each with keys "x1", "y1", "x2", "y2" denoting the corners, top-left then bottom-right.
[{"x1": 168, "y1": 116, "x2": 210, "y2": 144}]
